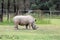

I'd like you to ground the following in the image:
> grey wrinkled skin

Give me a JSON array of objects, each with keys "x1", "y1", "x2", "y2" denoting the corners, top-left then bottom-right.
[{"x1": 13, "y1": 15, "x2": 37, "y2": 30}]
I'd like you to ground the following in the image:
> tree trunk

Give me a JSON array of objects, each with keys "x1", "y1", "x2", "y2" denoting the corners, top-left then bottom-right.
[
  {"x1": 25, "y1": 0, "x2": 30, "y2": 11},
  {"x1": 13, "y1": 0, "x2": 17, "y2": 16},
  {"x1": 16, "y1": 4, "x2": 19, "y2": 15},
  {"x1": 19, "y1": 0, "x2": 24, "y2": 15},
  {"x1": 0, "y1": 0, "x2": 4, "y2": 22},
  {"x1": 23, "y1": 0, "x2": 26, "y2": 13},
  {"x1": 7, "y1": 0, "x2": 10, "y2": 21}
]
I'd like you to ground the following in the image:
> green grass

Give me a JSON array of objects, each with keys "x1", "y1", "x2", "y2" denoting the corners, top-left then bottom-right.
[
  {"x1": 36, "y1": 18, "x2": 51, "y2": 24},
  {"x1": 0, "y1": 25, "x2": 60, "y2": 40},
  {"x1": 0, "y1": 16, "x2": 60, "y2": 40},
  {"x1": 0, "y1": 14, "x2": 60, "y2": 40},
  {"x1": 0, "y1": 17, "x2": 60, "y2": 40},
  {"x1": 50, "y1": 19, "x2": 60, "y2": 25}
]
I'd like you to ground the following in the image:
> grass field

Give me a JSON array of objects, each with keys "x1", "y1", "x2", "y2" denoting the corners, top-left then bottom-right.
[
  {"x1": 0, "y1": 24, "x2": 60, "y2": 40},
  {"x1": 0, "y1": 19, "x2": 60, "y2": 40}
]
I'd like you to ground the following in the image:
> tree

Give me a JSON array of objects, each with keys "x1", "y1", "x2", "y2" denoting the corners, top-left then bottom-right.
[
  {"x1": 16, "y1": 0, "x2": 19, "y2": 15},
  {"x1": 17, "y1": 0, "x2": 24, "y2": 15},
  {"x1": 13, "y1": 0, "x2": 17, "y2": 15},
  {"x1": 7, "y1": 0, "x2": 10, "y2": 21},
  {"x1": 0, "y1": 0, "x2": 4, "y2": 22},
  {"x1": 25, "y1": 0, "x2": 30, "y2": 11}
]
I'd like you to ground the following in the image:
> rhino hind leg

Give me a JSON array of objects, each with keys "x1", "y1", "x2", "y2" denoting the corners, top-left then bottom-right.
[
  {"x1": 14, "y1": 25, "x2": 19, "y2": 30},
  {"x1": 14, "y1": 22, "x2": 19, "y2": 30}
]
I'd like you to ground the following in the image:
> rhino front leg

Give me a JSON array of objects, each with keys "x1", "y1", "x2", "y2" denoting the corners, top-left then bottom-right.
[
  {"x1": 14, "y1": 25, "x2": 19, "y2": 30},
  {"x1": 26, "y1": 24, "x2": 28, "y2": 29},
  {"x1": 14, "y1": 21, "x2": 19, "y2": 30}
]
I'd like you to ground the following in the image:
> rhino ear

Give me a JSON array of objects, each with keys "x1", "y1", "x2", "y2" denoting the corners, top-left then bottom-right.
[{"x1": 35, "y1": 19, "x2": 36, "y2": 21}]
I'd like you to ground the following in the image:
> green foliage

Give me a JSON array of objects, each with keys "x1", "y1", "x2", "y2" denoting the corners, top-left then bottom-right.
[
  {"x1": 0, "y1": 20, "x2": 14, "y2": 25},
  {"x1": 30, "y1": 4, "x2": 38, "y2": 10},
  {"x1": 0, "y1": 0, "x2": 58, "y2": 10},
  {"x1": 30, "y1": 0, "x2": 57, "y2": 10},
  {"x1": 51, "y1": 15, "x2": 60, "y2": 19}
]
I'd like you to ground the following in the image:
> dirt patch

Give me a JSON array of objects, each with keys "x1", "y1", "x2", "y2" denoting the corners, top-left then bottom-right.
[{"x1": 37, "y1": 24, "x2": 60, "y2": 31}]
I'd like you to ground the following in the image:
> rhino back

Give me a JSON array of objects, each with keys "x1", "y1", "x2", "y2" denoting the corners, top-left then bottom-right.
[{"x1": 13, "y1": 15, "x2": 35, "y2": 24}]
